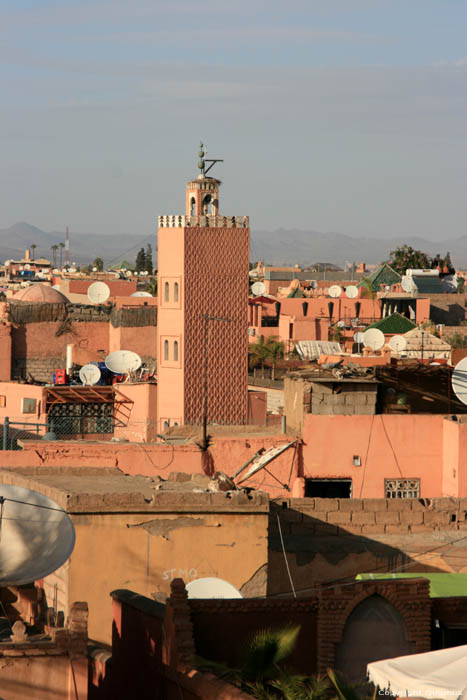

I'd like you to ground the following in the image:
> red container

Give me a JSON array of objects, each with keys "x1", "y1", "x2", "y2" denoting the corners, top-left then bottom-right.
[{"x1": 54, "y1": 369, "x2": 67, "y2": 385}]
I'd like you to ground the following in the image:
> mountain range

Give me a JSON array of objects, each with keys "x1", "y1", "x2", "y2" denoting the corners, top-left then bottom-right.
[{"x1": 1, "y1": 222, "x2": 467, "y2": 268}]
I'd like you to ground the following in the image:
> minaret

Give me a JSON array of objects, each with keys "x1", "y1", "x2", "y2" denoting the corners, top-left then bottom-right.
[{"x1": 156, "y1": 146, "x2": 250, "y2": 432}]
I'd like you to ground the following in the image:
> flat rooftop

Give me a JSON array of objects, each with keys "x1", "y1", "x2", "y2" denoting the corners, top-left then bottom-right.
[{"x1": 0, "y1": 468, "x2": 268, "y2": 514}]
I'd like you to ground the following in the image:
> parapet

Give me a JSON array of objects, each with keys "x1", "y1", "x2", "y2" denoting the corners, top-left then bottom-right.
[{"x1": 158, "y1": 215, "x2": 249, "y2": 229}]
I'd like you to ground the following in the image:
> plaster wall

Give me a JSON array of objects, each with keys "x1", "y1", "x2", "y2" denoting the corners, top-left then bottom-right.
[
  {"x1": 0, "y1": 656, "x2": 81, "y2": 700},
  {"x1": 114, "y1": 382, "x2": 158, "y2": 442},
  {"x1": 0, "y1": 382, "x2": 44, "y2": 423}
]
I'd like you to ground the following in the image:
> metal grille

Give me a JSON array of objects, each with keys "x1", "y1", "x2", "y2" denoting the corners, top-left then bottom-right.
[
  {"x1": 1, "y1": 419, "x2": 47, "y2": 450},
  {"x1": 48, "y1": 403, "x2": 114, "y2": 436},
  {"x1": 385, "y1": 478, "x2": 420, "y2": 499}
]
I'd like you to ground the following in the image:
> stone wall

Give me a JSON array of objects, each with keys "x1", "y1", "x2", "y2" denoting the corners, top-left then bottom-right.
[{"x1": 309, "y1": 380, "x2": 378, "y2": 416}]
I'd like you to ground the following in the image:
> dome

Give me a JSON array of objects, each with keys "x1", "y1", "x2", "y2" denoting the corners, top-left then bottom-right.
[{"x1": 12, "y1": 284, "x2": 69, "y2": 303}]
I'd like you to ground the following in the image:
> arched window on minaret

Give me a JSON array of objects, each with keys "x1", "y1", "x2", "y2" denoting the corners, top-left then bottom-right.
[
  {"x1": 164, "y1": 340, "x2": 169, "y2": 361},
  {"x1": 174, "y1": 282, "x2": 179, "y2": 302},
  {"x1": 164, "y1": 282, "x2": 169, "y2": 302},
  {"x1": 190, "y1": 197, "x2": 196, "y2": 217},
  {"x1": 203, "y1": 194, "x2": 212, "y2": 215},
  {"x1": 173, "y1": 340, "x2": 179, "y2": 361}
]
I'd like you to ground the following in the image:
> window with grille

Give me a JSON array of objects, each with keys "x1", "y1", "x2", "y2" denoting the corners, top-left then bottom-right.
[
  {"x1": 385, "y1": 478, "x2": 420, "y2": 499},
  {"x1": 48, "y1": 403, "x2": 114, "y2": 435}
]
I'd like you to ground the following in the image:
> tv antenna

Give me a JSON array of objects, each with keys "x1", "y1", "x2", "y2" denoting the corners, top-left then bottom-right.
[{"x1": 198, "y1": 142, "x2": 223, "y2": 177}]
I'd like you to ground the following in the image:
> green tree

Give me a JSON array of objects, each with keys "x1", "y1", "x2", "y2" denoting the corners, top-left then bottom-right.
[
  {"x1": 145, "y1": 244, "x2": 153, "y2": 274},
  {"x1": 93, "y1": 257, "x2": 104, "y2": 272},
  {"x1": 457, "y1": 277, "x2": 465, "y2": 294},
  {"x1": 266, "y1": 337, "x2": 284, "y2": 380},
  {"x1": 388, "y1": 245, "x2": 431, "y2": 275},
  {"x1": 145, "y1": 278, "x2": 157, "y2": 296},
  {"x1": 135, "y1": 247, "x2": 146, "y2": 272}
]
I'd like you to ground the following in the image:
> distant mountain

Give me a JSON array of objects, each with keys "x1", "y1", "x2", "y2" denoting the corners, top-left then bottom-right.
[
  {"x1": 251, "y1": 229, "x2": 467, "y2": 268},
  {"x1": 0, "y1": 223, "x2": 154, "y2": 266}
]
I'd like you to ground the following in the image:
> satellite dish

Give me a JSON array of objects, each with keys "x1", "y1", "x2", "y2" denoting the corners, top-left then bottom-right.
[
  {"x1": 337, "y1": 320, "x2": 346, "y2": 328},
  {"x1": 310, "y1": 280, "x2": 318, "y2": 290},
  {"x1": 186, "y1": 577, "x2": 243, "y2": 599},
  {"x1": 79, "y1": 363, "x2": 101, "y2": 386},
  {"x1": 125, "y1": 271, "x2": 132, "y2": 278},
  {"x1": 389, "y1": 335, "x2": 407, "y2": 353},
  {"x1": 53, "y1": 268, "x2": 60, "y2": 274},
  {"x1": 0, "y1": 485, "x2": 75, "y2": 586},
  {"x1": 105, "y1": 350, "x2": 142, "y2": 374},
  {"x1": 134, "y1": 271, "x2": 139, "y2": 276},
  {"x1": 69, "y1": 267, "x2": 77, "y2": 273},
  {"x1": 362, "y1": 328, "x2": 385, "y2": 350},
  {"x1": 131, "y1": 291, "x2": 153, "y2": 298},
  {"x1": 251, "y1": 281, "x2": 266, "y2": 296},
  {"x1": 452, "y1": 357, "x2": 467, "y2": 406},
  {"x1": 328, "y1": 285, "x2": 342, "y2": 298},
  {"x1": 354, "y1": 332, "x2": 364, "y2": 344},
  {"x1": 24, "y1": 264, "x2": 30, "y2": 270},
  {"x1": 87, "y1": 281, "x2": 110, "y2": 304},
  {"x1": 401, "y1": 276, "x2": 416, "y2": 293},
  {"x1": 345, "y1": 285, "x2": 358, "y2": 299},
  {"x1": 92, "y1": 266, "x2": 97, "y2": 272}
]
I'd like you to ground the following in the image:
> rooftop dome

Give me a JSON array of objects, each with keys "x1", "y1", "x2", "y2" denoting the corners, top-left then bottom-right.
[{"x1": 12, "y1": 284, "x2": 69, "y2": 303}]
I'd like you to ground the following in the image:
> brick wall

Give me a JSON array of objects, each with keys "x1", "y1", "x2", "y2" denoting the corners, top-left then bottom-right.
[
  {"x1": 309, "y1": 380, "x2": 377, "y2": 416},
  {"x1": 12, "y1": 355, "x2": 65, "y2": 382}
]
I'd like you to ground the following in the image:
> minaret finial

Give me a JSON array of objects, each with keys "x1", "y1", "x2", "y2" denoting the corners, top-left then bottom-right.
[{"x1": 198, "y1": 142, "x2": 205, "y2": 176}]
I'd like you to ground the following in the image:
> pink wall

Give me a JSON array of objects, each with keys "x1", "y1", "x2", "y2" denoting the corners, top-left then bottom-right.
[
  {"x1": 12, "y1": 321, "x2": 109, "y2": 358},
  {"x1": 114, "y1": 383, "x2": 158, "y2": 442},
  {"x1": 0, "y1": 382, "x2": 45, "y2": 423},
  {"x1": 69, "y1": 280, "x2": 137, "y2": 296}
]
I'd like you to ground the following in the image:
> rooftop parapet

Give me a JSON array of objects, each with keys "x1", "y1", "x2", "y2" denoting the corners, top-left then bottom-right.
[{"x1": 158, "y1": 215, "x2": 249, "y2": 229}]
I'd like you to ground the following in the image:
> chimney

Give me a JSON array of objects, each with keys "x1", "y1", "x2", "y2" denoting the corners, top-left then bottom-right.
[{"x1": 24, "y1": 249, "x2": 30, "y2": 261}]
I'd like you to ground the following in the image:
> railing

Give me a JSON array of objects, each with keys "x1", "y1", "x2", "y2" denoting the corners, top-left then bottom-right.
[
  {"x1": 1, "y1": 418, "x2": 48, "y2": 450},
  {"x1": 158, "y1": 215, "x2": 249, "y2": 229}
]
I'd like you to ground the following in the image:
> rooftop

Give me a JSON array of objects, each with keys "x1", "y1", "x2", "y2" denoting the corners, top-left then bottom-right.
[{"x1": 366, "y1": 312, "x2": 416, "y2": 335}]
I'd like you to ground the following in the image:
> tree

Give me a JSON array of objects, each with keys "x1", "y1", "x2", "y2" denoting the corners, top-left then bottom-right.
[
  {"x1": 145, "y1": 244, "x2": 153, "y2": 274},
  {"x1": 457, "y1": 277, "x2": 465, "y2": 294},
  {"x1": 51, "y1": 245, "x2": 58, "y2": 266},
  {"x1": 145, "y1": 278, "x2": 157, "y2": 296},
  {"x1": 30, "y1": 244, "x2": 37, "y2": 261},
  {"x1": 135, "y1": 247, "x2": 146, "y2": 272},
  {"x1": 93, "y1": 257, "x2": 104, "y2": 272},
  {"x1": 388, "y1": 245, "x2": 431, "y2": 275},
  {"x1": 58, "y1": 242, "x2": 65, "y2": 267},
  {"x1": 266, "y1": 338, "x2": 284, "y2": 380}
]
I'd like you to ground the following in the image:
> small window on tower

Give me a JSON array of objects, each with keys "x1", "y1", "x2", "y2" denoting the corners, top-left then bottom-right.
[
  {"x1": 164, "y1": 282, "x2": 169, "y2": 302},
  {"x1": 174, "y1": 282, "x2": 179, "y2": 302},
  {"x1": 190, "y1": 197, "x2": 196, "y2": 217},
  {"x1": 203, "y1": 194, "x2": 212, "y2": 215},
  {"x1": 173, "y1": 340, "x2": 179, "y2": 361},
  {"x1": 164, "y1": 340, "x2": 169, "y2": 361}
]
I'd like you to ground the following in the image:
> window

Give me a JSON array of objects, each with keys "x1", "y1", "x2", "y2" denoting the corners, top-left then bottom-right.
[
  {"x1": 48, "y1": 403, "x2": 113, "y2": 435},
  {"x1": 305, "y1": 478, "x2": 352, "y2": 498},
  {"x1": 174, "y1": 282, "x2": 179, "y2": 302},
  {"x1": 203, "y1": 194, "x2": 212, "y2": 215},
  {"x1": 164, "y1": 282, "x2": 169, "y2": 302},
  {"x1": 163, "y1": 420, "x2": 169, "y2": 430},
  {"x1": 190, "y1": 197, "x2": 196, "y2": 217},
  {"x1": 173, "y1": 340, "x2": 179, "y2": 361},
  {"x1": 385, "y1": 478, "x2": 420, "y2": 499},
  {"x1": 164, "y1": 340, "x2": 169, "y2": 361}
]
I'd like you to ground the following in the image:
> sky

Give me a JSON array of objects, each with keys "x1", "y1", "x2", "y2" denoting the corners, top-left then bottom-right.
[{"x1": 0, "y1": 0, "x2": 466, "y2": 240}]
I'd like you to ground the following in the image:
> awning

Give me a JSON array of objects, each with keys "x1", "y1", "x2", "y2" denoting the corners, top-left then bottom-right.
[
  {"x1": 368, "y1": 645, "x2": 467, "y2": 699},
  {"x1": 45, "y1": 386, "x2": 133, "y2": 425},
  {"x1": 356, "y1": 573, "x2": 467, "y2": 598}
]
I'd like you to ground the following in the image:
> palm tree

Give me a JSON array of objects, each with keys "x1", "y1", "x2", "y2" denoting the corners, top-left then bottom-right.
[
  {"x1": 250, "y1": 336, "x2": 272, "y2": 378},
  {"x1": 51, "y1": 245, "x2": 58, "y2": 266},
  {"x1": 265, "y1": 337, "x2": 284, "y2": 380},
  {"x1": 58, "y1": 242, "x2": 65, "y2": 268},
  {"x1": 30, "y1": 244, "x2": 37, "y2": 261},
  {"x1": 360, "y1": 277, "x2": 377, "y2": 321}
]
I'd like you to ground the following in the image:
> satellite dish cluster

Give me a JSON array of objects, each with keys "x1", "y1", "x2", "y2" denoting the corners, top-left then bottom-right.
[
  {"x1": 328, "y1": 285, "x2": 359, "y2": 299},
  {"x1": 78, "y1": 351, "x2": 142, "y2": 386}
]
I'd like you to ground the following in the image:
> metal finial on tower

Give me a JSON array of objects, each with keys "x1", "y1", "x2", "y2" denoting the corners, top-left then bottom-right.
[
  {"x1": 198, "y1": 142, "x2": 205, "y2": 175},
  {"x1": 197, "y1": 142, "x2": 223, "y2": 178}
]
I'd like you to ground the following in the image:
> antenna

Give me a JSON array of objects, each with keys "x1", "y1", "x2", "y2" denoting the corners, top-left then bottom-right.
[
  {"x1": 87, "y1": 281, "x2": 110, "y2": 304},
  {"x1": 345, "y1": 285, "x2": 358, "y2": 299},
  {"x1": 186, "y1": 577, "x2": 242, "y2": 599},
  {"x1": 79, "y1": 364, "x2": 101, "y2": 386},
  {"x1": 105, "y1": 350, "x2": 142, "y2": 375},
  {"x1": 389, "y1": 335, "x2": 407, "y2": 353},
  {"x1": 198, "y1": 142, "x2": 223, "y2": 177},
  {"x1": 251, "y1": 281, "x2": 266, "y2": 296},
  {"x1": 0, "y1": 485, "x2": 75, "y2": 586},
  {"x1": 235, "y1": 441, "x2": 297, "y2": 486},
  {"x1": 362, "y1": 328, "x2": 385, "y2": 351},
  {"x1": 65, "y1": 226, "x2": 70, "y2": 266},
  {"x1": 328, "y1": 285, "x2": 342, "y2": 298},
  {"x1": 452, "y1": 357, "x2": 467, "y2": 405}
]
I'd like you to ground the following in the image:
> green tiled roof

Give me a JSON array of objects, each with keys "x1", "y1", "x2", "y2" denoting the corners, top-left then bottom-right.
[
  {"x1": 356, "y1": 573, "x2": 467, "y2": 598},
  {"x1": 358, "y1": 263, "x2": 401, "y2": 292},
  {"x1": 413, "y1": 276, "x2": 443, "y2": 294},
  {"x1": 366, "y1": 312, "x2": 416, "y2": 334},
  {"x1": 287, "y1": 287, "x2": 305, "y2": 298}
]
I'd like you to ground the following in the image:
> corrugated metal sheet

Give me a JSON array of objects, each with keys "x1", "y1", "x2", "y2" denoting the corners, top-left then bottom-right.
[{"x1": 295, "y1": 340, "x2": 343, "y2": 360}]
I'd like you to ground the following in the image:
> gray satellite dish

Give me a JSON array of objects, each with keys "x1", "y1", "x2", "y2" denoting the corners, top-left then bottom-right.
[
  {"x1": 0, "y1": 485, "x2": 75, "y2": 586},
  {"x1": 79, "y1": 364, "x2": 101, "y2": 386},
  {"x1": 328, "y1": 285, "x2": 342, "y2": 298},
  {"x1": 452, "y1": 357, "x2": 467, "y2": 406},
  {"x1": 87, "y1": 281, "x2": 110, "y2": 304},
  {"x1": 362, "y1": 328, "x2": 385, "y2": 350},
  {"x1": 401, "y1": 276, "x2": 416, "y2": 293},
  {"x1": 131, "y1": 291, "x2": 153, "y2": 298},
  {"x1": 354, "y1": 332, "x2": 364, "y2": 344},
  {"x1": 310, "y1": 280, "x2": 318, "y2": 289},
  {"x1": 105, "y1": 350, "x2": 142, "y2": 374},
  {"x1": 389, "y1": 335, "x2": 407, "y2": 353},
  {"x1": 186, "y1": 577, "x2": 243, "y2": 599},
  {"x1": 345, "y1": 285, "x2": 358, "y2": 299},
  {"x1": 251, "y1": 281, "x2": 266, "y2": 296}
]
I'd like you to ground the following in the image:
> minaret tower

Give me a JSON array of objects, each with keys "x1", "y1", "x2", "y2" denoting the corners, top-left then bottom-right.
[{"x1": 156, "y1": 145, "x2": 250, "y2": 432}]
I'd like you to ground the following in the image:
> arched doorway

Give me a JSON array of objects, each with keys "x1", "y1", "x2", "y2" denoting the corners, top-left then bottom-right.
[{"x1": 335, "y1": 594, "x2": 414, "y2": 684}]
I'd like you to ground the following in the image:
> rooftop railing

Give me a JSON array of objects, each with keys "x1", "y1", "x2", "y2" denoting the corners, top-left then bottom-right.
[{"x1": 158, "y1": 215, "x2": 249, "y2": 229}]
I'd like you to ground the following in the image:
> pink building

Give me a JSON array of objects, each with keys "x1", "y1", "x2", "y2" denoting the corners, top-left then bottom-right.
[{"x1": 157, "y1": 150, "x2": 250, "y2": 431}]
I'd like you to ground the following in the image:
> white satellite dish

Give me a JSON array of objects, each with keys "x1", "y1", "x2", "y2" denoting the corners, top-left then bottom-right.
[
  {"x1": 87, "y1": 281, "x2": 110, "y2": 304},
  {"x1": 328, "y1": 285, "x2": 342, "y2": 298},
  {"x1": 79, "y1": 363, "x2": 101, "y2": 386},
  {"x1": 92, "y1": 266, "x2": 97, "y2": 272},
  {"x1": 134, "y1": 271, "x2": 139, "y2": 276},
  {"x1": 337, "y1": 320, "x2": 346, "y2": 328},
  {"x1": 251, "y1": 281, "x2": 266, "y2": 296},
  {"x1": 0, "y1": 485, "x2": 75, "y2": 586},
  {"x1": 401, "y1": 276, "x2": 416, "y2": 293},
  {"x1": 125, "y1": 271, "x2": 132, "y2": 278},
  {"x1": 53, "y1": 268, "x2": 60, "y2": 274},
  {"x1": 131, "y1": 291, "x2": 153, "y2": 298},
  {"x1": 389, "y1": 335, "x2": 407, "y2": 353},
  {"x1": 105, "y1": 350, "x2": 142, "y2": 374},
  {"x1": 24, "y1": 264, "x2": 30, "y2": 270},
  {"x1": 354, "y1": 332, "x2": 364, "y2": 344},
  {"x1": 363, "y1": 328, "x2": 385, "y2": 350},
  {"x1": 345, "y1": 285, "x2": 358, "y2": 299},
  {"x1": 452, "y1": 357, "x2": 467, "y2": 406},
  {"x1": 186, "y1": 577, "x2": 243, "y2": 599},
  {"x1": 69, "y1": 267, "x2": 77, "y2": 273}
]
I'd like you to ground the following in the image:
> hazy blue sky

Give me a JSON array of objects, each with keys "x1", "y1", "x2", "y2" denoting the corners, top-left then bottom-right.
[{"x1": 1, "y1": 0, "x2": 466, "y2": 240}]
